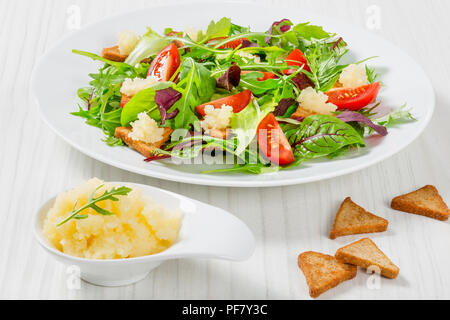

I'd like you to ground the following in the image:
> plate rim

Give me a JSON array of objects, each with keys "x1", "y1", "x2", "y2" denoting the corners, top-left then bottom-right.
[{"x1": 30, "y1": 1, "x2": 435, "y2": 187}]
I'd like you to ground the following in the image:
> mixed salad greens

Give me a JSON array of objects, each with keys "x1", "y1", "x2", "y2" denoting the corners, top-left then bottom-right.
[{"x1": 72, "y1": 18, "x2": 415, "y2": 174}]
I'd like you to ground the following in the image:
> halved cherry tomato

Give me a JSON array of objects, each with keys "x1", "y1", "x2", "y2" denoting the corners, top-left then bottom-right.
[
  {"x1": 283, "y1": 48, "x2": 311, "y2": 74},
  {"x1": 209, "y1": 37, "x2": 248, "y2": 49},
  {"x1": 257, "y1": 113, "x2": 295, "y2": 165},
  {"x1": 196, "y1": 89, "x2": 252, "y2": 116},
  {"x1": 326, "y1": 82, "x2": 381, "y2": 111},
  {"x1": 147, "y1": 43, "x2": 181, "y2": 81},
  {"x1": 120, "y1": 94, "x2": 131, "y2": 108},
  {"x1": 241, "y1": 71, "x2": 276, "y2": 81}
]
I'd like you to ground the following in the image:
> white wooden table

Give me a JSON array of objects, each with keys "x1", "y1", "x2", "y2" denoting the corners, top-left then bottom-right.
[{"x1": 1, "y1": 0, "x2": 449, "y2": 300}]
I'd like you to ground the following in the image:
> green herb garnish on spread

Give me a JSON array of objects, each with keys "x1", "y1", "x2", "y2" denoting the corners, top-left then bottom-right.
[{"x1": 57, "y1": 185, "x2": 132, "y2": 226}]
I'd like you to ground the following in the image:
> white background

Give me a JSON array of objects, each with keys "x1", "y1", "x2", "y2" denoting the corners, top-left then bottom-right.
[{"x1": 0, "y1": 0, "x2": 449, "y2": 299}]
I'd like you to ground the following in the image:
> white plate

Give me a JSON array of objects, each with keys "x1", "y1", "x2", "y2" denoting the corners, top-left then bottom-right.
[{"x1": 31, "y1": 1, "x2": 434, "y2": 187}]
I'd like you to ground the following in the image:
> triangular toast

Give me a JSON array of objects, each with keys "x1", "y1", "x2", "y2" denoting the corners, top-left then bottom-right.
[
  {"x1": 335, "y1": 238, "x2": 399, "y2": 279},
  {"x1": 391, "y1": 185, "x2": 449, "y2": 221},
  {"x1": 330, "y1": 197, "x2": 388, "y2": 239},
  {"x1": 298, "y1": 251, "x2": 357, "y2": 298}
]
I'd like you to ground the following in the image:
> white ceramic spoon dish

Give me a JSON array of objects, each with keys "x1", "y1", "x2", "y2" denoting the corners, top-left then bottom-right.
[{"x1": 34, "y1": 182, "x2": 255, "y2": 286}]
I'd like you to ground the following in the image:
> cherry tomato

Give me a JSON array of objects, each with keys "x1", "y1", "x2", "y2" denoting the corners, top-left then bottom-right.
[
  {"x1": 147, "y1": 43, "x2": 181, "y2": 81},
  {"x1": 257, "y1": 113, "x2": 295, "y2": 165},
  {"x1": 120, "y1": 94, "x2": 131, "y2": 108},
  {"x1": 241, "y1": 71, "x2": 276, "y2": 81},
  {"x1": 209, "y1": 37, "x2": 248, "y2": 49},
  {"x1": 283, "y1": 48, "x2": 311, "y2": 74},
  {"x1": 326, "y1": 82, "x2": 381, "y2": 111},
  {"x1": 196, "y1": 90, "x2": 252, "y2": 116}
]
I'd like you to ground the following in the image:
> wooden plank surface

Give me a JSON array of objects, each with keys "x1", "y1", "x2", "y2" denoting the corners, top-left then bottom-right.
[{"x1": 0, "y1": 0, "x2": 449, "y2": 299}]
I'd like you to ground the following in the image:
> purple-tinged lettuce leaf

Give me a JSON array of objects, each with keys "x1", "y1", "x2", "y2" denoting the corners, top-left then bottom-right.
[
  {"x1": 144, "y1": 154, "x2": 171, "y2": 162},
  {"x1": 216, "y1": 65, "x2": 241, "y2": 91},
  {"x1": 291, "y1": 73, "x2": 315, "y2": 90},
  {"x1": 241, "y1": 39, "x2": 258, "y2": 48},
  {"x1": 290, "y1": 116, "x2": 305, "y2": 122},
  {"x1": 265, "y1": 19, "x2": 293, "y2": 43},
  {"x1": 337, "y1": 111, "x2": 388, "y2": 136},
  {"x1": 155, "y1": 88, "x2": 182, "y2": 125},
  {"x1": 273, "y1": 98, "x2": 297, "y2": 116},
  {"x1": 284, "y1": 115, "x2": 365, "y2": 159}
]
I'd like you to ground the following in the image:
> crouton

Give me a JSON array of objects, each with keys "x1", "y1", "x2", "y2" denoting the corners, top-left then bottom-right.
[
  {"x1": 291, "y1": 106, "x2": 314, "y2": 119},
  {"x1": 298, "y1": 251, "x2": 357, "y2": 298},
  {"x1": 114, "y1": 126, "x2": 173, "y2": 158},
  {"x1": 335, "y1": 238, "x2": 399, "y2": 279},
  {"x1": 330, "y1": 197, "x2": 388, "y2": 239},
  {"x1": 101, "y1": 45, "x2": 128, "y2": 62},
  {"x1": 391, "y1": 185, "x2": 449, "y2": 221}
]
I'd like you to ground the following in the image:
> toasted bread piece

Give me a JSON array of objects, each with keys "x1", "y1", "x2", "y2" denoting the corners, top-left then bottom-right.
[
  {"x1": 291, "y1": 106, "x2": 314, "y2": 119},
  {"x1": 101, "y1": 46, "x2": 128, "y2": 62},
  {"x1": 291, "y1": 106, "x2": 338, "y2": 120},
  {"x1": 298, "y1": 251, "x2": 357, "y2": 298},
  {"x1": 101, "y1": 46, "x2": 151, "y2": 64},
  {"x1": 391, "y1": 185, "x2": 449, "y2": 221},
  {"x1": 335, "y1": 238, "x2": 399, "y2": 279},
  {"x1": 101, "y1": 45, "x2": 128, "y2": 62},
  {"x1": 114, "y1": 126, "x2": 173, "y2": 158},
  {"x1": 330, "y1": 197, "x2": 388, "y2": 239}
]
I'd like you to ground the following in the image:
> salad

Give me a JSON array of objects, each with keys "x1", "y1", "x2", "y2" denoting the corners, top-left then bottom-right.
[{"x1": 72, "y1": 18, "x2": 415, "y2": 174}]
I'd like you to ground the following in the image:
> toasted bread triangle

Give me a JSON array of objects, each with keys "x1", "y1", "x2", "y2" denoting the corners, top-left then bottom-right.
[
  {"x1": 391, "y1": 185, "x2": 449, "y2": 221},
  {"x1": 114, "y1": 126, "x2": 173, "y2": 158},
  {"x1": 335, "y1": 238, "x2": 399, "y2": 279},
  {"x1": 330, "y1": 197, "x2": 388, "y2": 239},
  {"x1": 298, "y1": 251, "x2": 357, "y2": 298}
]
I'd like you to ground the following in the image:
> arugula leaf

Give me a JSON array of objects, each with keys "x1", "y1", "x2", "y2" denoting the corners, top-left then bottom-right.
[
  {"x1": 303, "y1": 41, "x2": 348, "y2": 91},
  {"x1": 199, "y1": 17, "x2": 232, "y2": 43},
  {"x1": 230, "y1": 23, "x2": 251, "y2": 35},
  {"x1": 285, "y1": 115, "x2": 364, "y2": 159},
  {"x1": 202, "y1": 163, "x2": 279, "y2": 175},
  {"x1": 239, "y1": 72, "x2": 281, "y2": 95},
  {"x1": 101, "y1": 107, "x2": 123, "y2": 135},
  {"x1": 172, "y1": 58, "x2": 216, "y2": 129},
  {"x1": 73, "y1": 49, "x2": 137, "y2": 71},
  {"x1": 365, "y1": 65, "x2": 379, "y2": 84},
  {"x1": 375, "y1": 104, "x2": 416, "y2": 127},
  {"x1": 293, "y1": 23, "x2": 331, "y2": 40},
  {"x1": 103, "y1": 136, "x2": 125, "y2": 146},
  {"x1": 57, "y1": 185, "x2": 132, "y2": 226}
]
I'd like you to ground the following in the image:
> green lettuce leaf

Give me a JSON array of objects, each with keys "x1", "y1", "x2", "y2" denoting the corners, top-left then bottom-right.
[
  {"x1": 120, "y1": 88, "x2": 157, "y2": 126},
  {"x1": 125, "y1": 28, "x2": 169, "y2": 66},
  {"x1": 230, "y1": 98, "x2": 275, "y2": 155},
  {"x1": 293, "y1": 23, "x2": 331, "y2": 40},
  {"x1": 120, "y1": 82, "x2": 174, "y2": 126}
]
